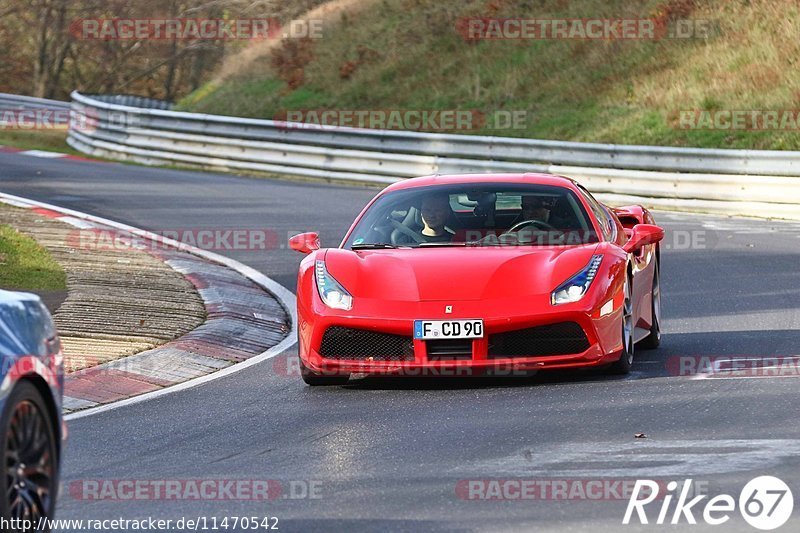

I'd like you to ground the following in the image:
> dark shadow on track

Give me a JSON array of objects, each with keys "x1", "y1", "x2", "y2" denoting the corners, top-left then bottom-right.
[
  {"x1": 303, "y1": 328, "x2": 799, "y2": 391},
  {"x1": 334, "y1": 361, "x2": 636, "y2": 391}
]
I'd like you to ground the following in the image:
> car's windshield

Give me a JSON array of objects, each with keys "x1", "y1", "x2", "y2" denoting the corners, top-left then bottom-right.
[{"x1": 344, "y1": 183, "x2": 599, "y2": 249}]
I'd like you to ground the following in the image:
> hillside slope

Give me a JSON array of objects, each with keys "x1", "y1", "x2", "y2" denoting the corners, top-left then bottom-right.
[{"x1": 179, "y1": 0, "x2": 800, "y2": 150}]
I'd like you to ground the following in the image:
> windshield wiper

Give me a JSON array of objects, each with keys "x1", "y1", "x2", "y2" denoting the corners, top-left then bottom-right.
[
  {"x1": 352, "y1": 242, "x2": 471, "y2": 249},
  {"x1": 351, "y1": 243, "x2": 399, "y2": 250},
  {"x1": 417, "y1": 242, "x2": 468, "y2": 247}
]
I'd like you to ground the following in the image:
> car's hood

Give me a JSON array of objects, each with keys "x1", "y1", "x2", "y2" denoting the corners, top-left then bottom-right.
[{"x1": 324, "y1": 245, "x2": 600, "y2": 302}]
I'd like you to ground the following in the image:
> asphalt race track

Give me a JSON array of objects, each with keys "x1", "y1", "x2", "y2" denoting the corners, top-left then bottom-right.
[{"x1": 2, "y1": 153, "x2": 800, "y2": 532}]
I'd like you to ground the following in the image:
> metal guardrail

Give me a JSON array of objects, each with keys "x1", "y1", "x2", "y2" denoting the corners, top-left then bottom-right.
[
  {"x1": 62, "y1": 91, "x2": 800, "y2": 219},
  {"x1": 82, "y1": 94, "x2": 173, "y2": 110},
  {"x1": 0, "y1": 93, "x2": 169, "y2": 129},
  {"x1": 0, "y1": 93, "x2": 71, "y2": 127},
  {"x1": 0, "y1": 93, "x2": 70, "y2": 111}
]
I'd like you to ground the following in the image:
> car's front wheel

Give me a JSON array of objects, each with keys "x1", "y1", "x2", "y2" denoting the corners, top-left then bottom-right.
[
  {"x1": 299, "y1": 358, "x2": 350, "y2": 386},
  {"x1": 608, "y1": 277, "x2": 635, "y2": 375},
  {"x1": 0, "y1": 381, "x2": 58, "y2": 530}
]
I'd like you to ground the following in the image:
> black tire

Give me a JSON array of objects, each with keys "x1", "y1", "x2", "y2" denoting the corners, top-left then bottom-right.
[
  {"x1": 299, "y1": 358, "x2": 350, "y2": 386},
  {"x1": 608, "y1": 276, "x2": 635, "y2": 375},
  {"x1": 638, "y1": 260, "x2": 661, "y2": 350},
  {"x1": 0, "y1": 381, "x2": 59, "y2": 531}
]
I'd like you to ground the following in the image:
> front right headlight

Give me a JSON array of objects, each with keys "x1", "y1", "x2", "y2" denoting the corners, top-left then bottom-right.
[
  {"x1": 551, "y1": 255, "x2": 603, "y2": 305},
  {"x1": 315, "y1": 260, "x2": 353, "y2": 310}
]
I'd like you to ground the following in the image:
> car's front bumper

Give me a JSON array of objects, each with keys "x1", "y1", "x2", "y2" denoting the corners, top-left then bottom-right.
[{"x1": 299, "y1": 297, "x2": 625, "y2": 376}]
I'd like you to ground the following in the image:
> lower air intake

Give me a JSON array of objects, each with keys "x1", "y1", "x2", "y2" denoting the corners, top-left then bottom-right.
[
  {"x1": 488, "y1": 322, "x2": 590, "y2": 357},
  {"x1": 319, "y1": 326, "x2": 414, "y2": 361}
]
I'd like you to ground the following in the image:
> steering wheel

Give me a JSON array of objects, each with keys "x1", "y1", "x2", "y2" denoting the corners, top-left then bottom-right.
[
  {"x1": 390, "y1": 219, "x2": 425, "y2": 244},
  {"x1": 506, "y1": 219, "x2": 558, "y2": 234}
]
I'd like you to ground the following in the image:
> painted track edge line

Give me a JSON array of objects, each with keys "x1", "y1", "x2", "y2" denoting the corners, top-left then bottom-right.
[{"x1": 0, "y1": 191, "x2": 298, "y2": 421}]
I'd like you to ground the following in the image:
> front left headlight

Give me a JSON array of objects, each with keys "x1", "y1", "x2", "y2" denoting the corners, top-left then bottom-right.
[
  {"x1": 315, "y1": 260, "x2": 353, "y2": 310},
  {"x1": 551, "y1": 255, "x2": 603, "y2": 305}
]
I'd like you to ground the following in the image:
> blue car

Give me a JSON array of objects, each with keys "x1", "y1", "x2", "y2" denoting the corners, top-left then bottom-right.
[{"x1": 0, "y1": 290, "x2": 65, "y2": 527}]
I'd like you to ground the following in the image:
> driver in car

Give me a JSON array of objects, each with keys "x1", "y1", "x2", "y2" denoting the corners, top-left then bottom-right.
[
  {"x1": 419, "y1": 194, "x2": 454, "y2": 243},
  {"x1": 504, "y1": 195, "x2": 556, "y2": 245},
  {"x1": 520, "y1": 195, "x2": 551, "y2": 224}
]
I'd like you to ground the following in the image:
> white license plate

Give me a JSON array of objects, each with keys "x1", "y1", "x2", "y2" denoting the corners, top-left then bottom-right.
[{"x1": 414, "y1": 319, "x2": 484, "y2": 340}]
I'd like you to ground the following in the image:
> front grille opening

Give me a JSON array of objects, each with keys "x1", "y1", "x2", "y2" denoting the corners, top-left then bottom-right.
[
  {"x1": 426, "y1": 339, "x2": 473, "y2": 360},
  {"x1": 488, "y1": 322, "x2": 590, "y2": 358},
  {"x1": 319, "y1": 326, "x2": 414, "y2": 361}
]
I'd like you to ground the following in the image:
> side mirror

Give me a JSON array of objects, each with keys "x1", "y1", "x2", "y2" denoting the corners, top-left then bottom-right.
[
  {"x1": 289, "y1": 232, "x2": 320, "y2": 254},
  {"x1": 623, "y1": 224, "x2": 664, "y2": 254}
]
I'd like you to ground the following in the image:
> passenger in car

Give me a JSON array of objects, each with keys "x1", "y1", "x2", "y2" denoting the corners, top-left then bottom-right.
[{"x1": 419, "y1": 194, "x2": 453, "y2": 242}]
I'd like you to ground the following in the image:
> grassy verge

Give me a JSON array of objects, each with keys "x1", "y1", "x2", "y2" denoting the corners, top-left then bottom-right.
[
  {"x1": 180, "y1": 0, "x2": 800, "y2": 150},
  {"x1": 0, "y1": 224, "x2": 67, "y2": 291},
  {"x1": 0, "y1": 128, "x2": 80, "y2": 154}
]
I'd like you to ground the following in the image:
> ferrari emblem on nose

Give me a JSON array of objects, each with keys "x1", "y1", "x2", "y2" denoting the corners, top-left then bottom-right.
[{"x1": 445, "y1": 305, "x2": 453, "y2": 314}]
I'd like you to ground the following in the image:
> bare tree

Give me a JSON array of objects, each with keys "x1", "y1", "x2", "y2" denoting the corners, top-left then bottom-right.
[{"x1": 0, "y1": 0, "x2": 329, "y2": 100}]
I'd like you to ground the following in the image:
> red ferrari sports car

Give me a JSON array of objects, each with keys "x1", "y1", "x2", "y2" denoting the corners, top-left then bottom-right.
[{"x1": 290, "y1": 173, "x2": 664, "y2": 385}]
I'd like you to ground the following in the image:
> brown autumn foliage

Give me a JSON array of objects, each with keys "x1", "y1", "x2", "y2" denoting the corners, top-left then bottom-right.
[
  {"x1": 338, "y1": 44, "x2": 378, "y2": 79},
  {"x1": 270, "y1": 37, "x2": 316, "y2": 90},
  {"x1": 0, "y1": 0, "x2": 328, "y2": 100}
]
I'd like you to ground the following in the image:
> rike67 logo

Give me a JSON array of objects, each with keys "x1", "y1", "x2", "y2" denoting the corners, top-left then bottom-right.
[{"x1": 623, "y1": 476, "x2": 793, "y2": 530}]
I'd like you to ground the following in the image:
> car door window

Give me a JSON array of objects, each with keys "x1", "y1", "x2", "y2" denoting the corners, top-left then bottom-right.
[{"x1": 576, "y1": 185, "x2": 613, "y2": 241}]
